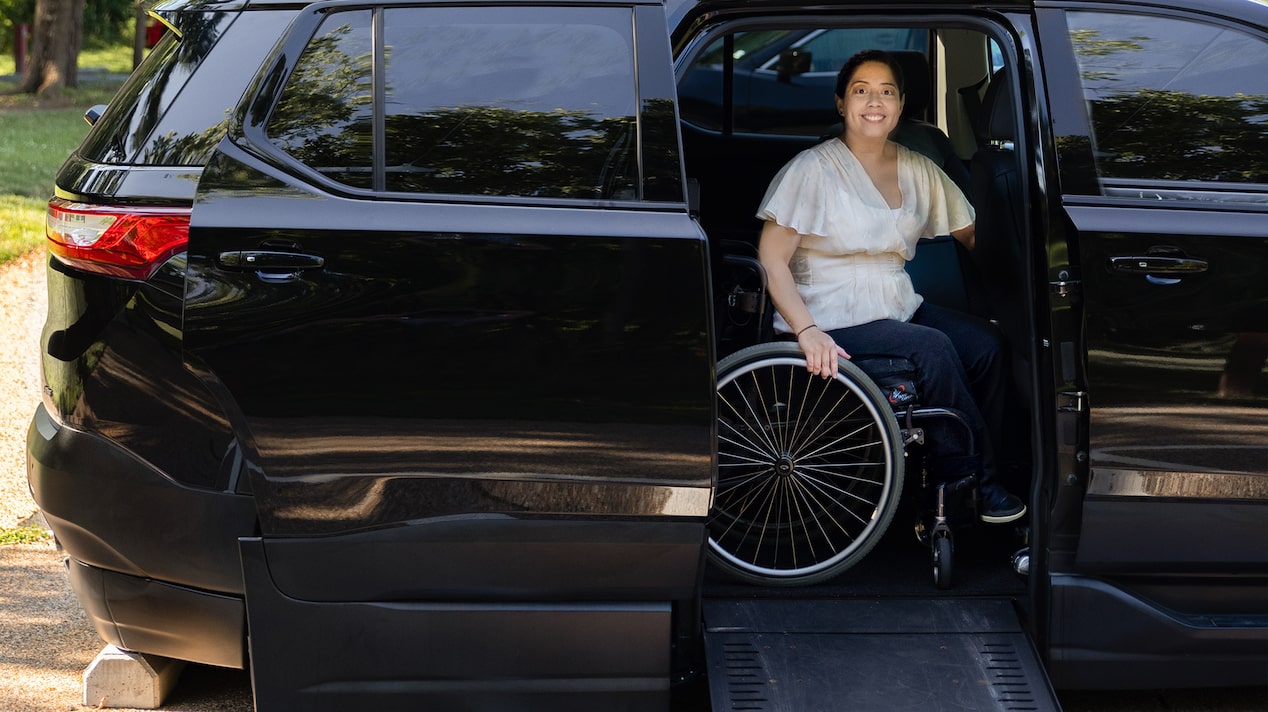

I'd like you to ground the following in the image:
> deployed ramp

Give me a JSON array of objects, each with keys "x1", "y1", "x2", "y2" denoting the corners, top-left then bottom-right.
[{"x1": 704, "y1": 598, "x2": 1061, "y2": 711}]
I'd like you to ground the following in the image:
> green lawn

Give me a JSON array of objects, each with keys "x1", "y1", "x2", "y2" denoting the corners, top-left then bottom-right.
[
  {"x1": 0, "y1": 109, "x2": 98, "y2": 263},
  {"x1": 0, "y1": 36, "x2": 139, "y2": 76},
  {"x1": 0, "y1": 195, "x2": 50, "y2": 264},
  {"x1": 1, "y1": 41, "x2": 132, "y2": 266}
]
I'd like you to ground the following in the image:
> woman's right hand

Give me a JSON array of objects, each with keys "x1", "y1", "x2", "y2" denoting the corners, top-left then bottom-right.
[
  {"x1": 758, "y1": 220, "x2": 850, "y2": 378},
  {"x1": 797, "y1": 326, "x2": 850, "y2": 379}
]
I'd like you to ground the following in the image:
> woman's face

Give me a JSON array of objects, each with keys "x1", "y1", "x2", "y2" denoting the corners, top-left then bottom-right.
[{"x1": 836, "y1": 60, "x2": 904, "y2": 141}]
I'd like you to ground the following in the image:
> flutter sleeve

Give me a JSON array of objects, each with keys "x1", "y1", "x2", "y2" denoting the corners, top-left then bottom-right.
[
  {"x1": 754, "y1": 149, "x2": 838, "y2": 239},
  {"x1": 905, "y1": 147, "x2": 975, "y2": 239}
]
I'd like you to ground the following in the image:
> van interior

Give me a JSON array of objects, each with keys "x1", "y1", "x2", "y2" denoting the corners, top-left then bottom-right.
[{"x1": 678, "y1": 21, "x2": 1038, "y2": 599}]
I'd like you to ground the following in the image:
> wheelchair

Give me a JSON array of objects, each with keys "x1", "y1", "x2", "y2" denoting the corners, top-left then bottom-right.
[{"x1": 709, "y1": 248, "x2": 981, "y2": 589}]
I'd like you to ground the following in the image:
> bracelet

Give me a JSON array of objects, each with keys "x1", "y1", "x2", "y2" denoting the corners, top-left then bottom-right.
[{"x1": 796, "y1": 324, "x2": 818, "y2": 337}]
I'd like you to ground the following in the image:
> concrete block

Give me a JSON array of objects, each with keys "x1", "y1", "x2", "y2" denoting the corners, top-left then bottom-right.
[{"x1": 83, "y1": 644, "x2": 186, "y2": 709}]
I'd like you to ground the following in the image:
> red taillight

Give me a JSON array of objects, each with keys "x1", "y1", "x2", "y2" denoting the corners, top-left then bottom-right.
[{"x1": 46, "y1": 198, "x2": 190, "y2": 280}]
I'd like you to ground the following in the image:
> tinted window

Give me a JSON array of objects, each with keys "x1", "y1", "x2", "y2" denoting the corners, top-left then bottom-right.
[
  {"x1": 140, "y1": 11, "x2": 300, "y2": 166},
  {"x1": 269, "y1": 11, "x2": 374, "y2": 188},
  {"x1": 1068, "y1": 11, "x2": 1268, "y2": 197},
  {"x1": 268, "y1": 6, "x2": 641, "y2": 200},
  {"x1": 764, "y1": 28, "x2": 926, "y2": 74},
  {"x1": 679, "y1": 28, "x2": 927, "y2": 136},
  {"x1": 79, "y1": 10, "x2": 295, "y2": 166}
]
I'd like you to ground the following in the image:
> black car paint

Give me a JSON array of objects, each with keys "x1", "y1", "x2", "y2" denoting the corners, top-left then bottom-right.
[{"x1": 24, "y1": 0, "x2": 1268, "y2": 701}]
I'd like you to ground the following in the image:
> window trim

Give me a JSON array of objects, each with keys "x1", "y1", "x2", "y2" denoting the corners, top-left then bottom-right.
[
  {"x1": 235, "y1": 1, "x2": 680, "y2": 207},
  {"x1": 1054, "y1": 4, "x2": 1268, "y2": 203}
]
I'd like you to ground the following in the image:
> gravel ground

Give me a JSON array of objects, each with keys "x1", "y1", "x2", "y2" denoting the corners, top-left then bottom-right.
[
  {"x1": 0, "y1": 249, "x2": 45, "y2": 532},
  {"x1": 0, "y1": 249, "x2": 103, "y2": 712}
]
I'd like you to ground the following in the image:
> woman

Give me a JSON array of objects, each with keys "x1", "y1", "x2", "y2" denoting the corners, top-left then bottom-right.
[{"x1": 756, "y1": 49, "x2": 1025, "y2": 524}]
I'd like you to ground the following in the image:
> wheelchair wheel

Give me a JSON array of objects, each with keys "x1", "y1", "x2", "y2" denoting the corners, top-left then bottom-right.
[
  {"x1": 710, "y1": 342, "x2": 904, "y2": 586},
  {"x1": 932, "y1": 530, "x2": 954, "y2": 590}
]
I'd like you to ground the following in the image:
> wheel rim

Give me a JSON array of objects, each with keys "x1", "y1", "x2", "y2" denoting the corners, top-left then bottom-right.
[{"x1": 710, "y1": 354, "x2": 899, "y2": 581}]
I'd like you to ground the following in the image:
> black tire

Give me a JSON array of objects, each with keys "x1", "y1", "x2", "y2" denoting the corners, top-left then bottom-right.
[
  {"x1": 933, "y1": 531, "x2": 954, "y2": 590},
  {"x1": 710, "y1": 342, "x2": 905, "y2": 586}
]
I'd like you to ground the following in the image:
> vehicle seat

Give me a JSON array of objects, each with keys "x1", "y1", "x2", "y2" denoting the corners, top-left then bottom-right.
[
  {"x1": 889, "y1": 50, "x2": 972, "y2": 200},
  {"x1": 968, "y1": 67, "x2": 1024, "y2": 316},
  {"x1": 968, "y1": 66, "x2": 1033, "y2": 475}
]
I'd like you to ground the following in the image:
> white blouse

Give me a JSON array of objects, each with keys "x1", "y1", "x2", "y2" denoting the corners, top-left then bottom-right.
[{"x1": 756, "y1": 138, "x2": 975, "y2": 333}]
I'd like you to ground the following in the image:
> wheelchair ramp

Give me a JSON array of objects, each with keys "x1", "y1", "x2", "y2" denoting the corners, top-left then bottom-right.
[{"x1": 703, "y1": 598, "x2": 1061, "y2": 712}]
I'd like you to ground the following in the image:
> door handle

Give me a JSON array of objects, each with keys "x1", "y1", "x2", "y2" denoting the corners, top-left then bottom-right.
[
  {"x1": 1108, "y1": 256, "x2": 1207, "y2": 275},
  {"x1": 218, "y1": 250, "x2": 326, "y2": 271},
  {"x1": 1110, "y1": 249, "x2": 1207, "y2": 282}
]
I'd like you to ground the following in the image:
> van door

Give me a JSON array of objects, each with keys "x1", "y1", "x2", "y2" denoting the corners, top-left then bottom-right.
[
  {"x1": 1037, "y1": 3, "x2": 1268, "y2": 689},
  {"x1": 183, "y1": 3, "x2": 711, "y2": 709}
]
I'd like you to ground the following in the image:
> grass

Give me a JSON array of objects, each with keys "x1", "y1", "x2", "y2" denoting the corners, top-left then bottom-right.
[
  {"x1": 0, "y1": 109, "x2": 96, "y2": 197},
  {"x1": 1, "y1": 41, "x2": 132, "y2": 266},
  {"x1": 0, "y1": 195, "x2": 49, "y2": 264},
  {"x1": 0, "y1": 108, "x2": 100, "y2": 263},
  {"x1": 0, "y1": 526, "x2": 53, "y2": 546},
  {"x1": 0, "y1": 31, "x2": 140, "y2": 76}
]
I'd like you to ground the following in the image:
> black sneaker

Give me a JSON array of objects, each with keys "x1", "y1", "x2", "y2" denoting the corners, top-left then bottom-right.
[{"x1": 979, "y1": 486, "x2": 1027, "y2": 524}]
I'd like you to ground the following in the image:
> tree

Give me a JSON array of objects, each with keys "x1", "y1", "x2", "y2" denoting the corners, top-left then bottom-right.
[{"x1": 17, "y1": 0, "x2": 86, "y2": 94}]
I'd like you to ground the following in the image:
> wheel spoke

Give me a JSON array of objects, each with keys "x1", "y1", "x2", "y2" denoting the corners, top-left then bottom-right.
[{"x1": 711, "y1": 347, "x2": 904, "y2": 584}]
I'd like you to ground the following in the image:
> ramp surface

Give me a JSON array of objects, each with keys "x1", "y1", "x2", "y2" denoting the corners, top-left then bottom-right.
[{"x1": 704, "y1": 598, "x2": 1060, "y2": 712}]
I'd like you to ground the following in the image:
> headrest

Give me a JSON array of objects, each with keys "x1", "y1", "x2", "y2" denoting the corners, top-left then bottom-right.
[
  {"x1": 981, "y1": 67, "x2": 1015, "y2": 142},
  {"x1": 889, "y1": 50, "x2": 930, "y2": 121}
]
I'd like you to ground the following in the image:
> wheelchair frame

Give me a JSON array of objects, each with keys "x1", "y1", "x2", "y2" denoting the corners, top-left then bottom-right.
[{"x1": 711, "y1": 249, "x2": 981, "y2": 588}]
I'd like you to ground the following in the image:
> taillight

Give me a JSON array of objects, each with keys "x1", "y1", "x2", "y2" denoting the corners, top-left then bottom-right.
[{"x1": 46, "y1": 197, "x2": 190, "y2": 280}]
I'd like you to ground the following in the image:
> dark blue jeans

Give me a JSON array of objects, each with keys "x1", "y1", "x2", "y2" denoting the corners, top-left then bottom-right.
[{"x1": 825, "y1": 303, "x2": 1007, "y2": 489}]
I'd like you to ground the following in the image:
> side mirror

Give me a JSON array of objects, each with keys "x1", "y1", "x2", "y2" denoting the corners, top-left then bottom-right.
[
  {"x1": 776, "y1": 49, "x2": 812, "y2": 83},
  {"x1": 84, "y1": 104, "x2": 109, "y2": 126}
]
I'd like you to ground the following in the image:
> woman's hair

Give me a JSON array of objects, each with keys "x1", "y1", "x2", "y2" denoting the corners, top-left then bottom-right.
[{"x1": 834, "y1": 49, "x2": 906, "y2": 99}]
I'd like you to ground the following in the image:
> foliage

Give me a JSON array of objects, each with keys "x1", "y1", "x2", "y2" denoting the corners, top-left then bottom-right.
[
  {"x1": 0, "y1": 0, "x2": 36, "y2": 50},
  {"x1": 83, "y1": 0, "x2": 136, "y2": 45},
  {"x1": 1091, "y1": 89, "x2": 1268, "y2": 183},
  {"x1": 1, "y1": 0, "x2": 135, "y2": 52},
  {"x1": 0, "y1": 526, "x2": 52, "y2": 545}
]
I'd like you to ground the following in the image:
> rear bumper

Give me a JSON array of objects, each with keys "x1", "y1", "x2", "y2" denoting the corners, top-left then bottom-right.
[
  {"x1": 26, "y1": 403, "x2": 254, "y2": 667},
  {"x1": 66, "y1": 556, "x2": 246, "y2": 669},
  {"x1": 26, "y1": 403, "x2": 256, "y2": 593}
]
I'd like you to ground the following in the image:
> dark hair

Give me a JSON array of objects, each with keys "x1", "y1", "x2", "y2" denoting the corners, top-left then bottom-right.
[{"x1": 835, "y1": 49, "x2": 905, "y2": 99}]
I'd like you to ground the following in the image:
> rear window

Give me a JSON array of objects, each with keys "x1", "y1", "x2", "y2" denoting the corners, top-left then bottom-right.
[
  {"x1": 1066, "y1": 9, "x2": 1268, "y2": 200},
  {"x1": 79, "y1": 9, "x2": 294, "y2": 166},
  {"x1": 265, "y1": 5, "x2": 659, "y2": 201},
  {"x1": 679, "y1": 28, "x2": 928, "y2": 136}
]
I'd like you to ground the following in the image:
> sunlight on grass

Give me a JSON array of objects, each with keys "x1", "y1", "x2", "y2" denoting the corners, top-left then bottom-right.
[
  {"x1": 1, "y1": 31, "x2": 139, "y2": 76},
  {"x1": 0, "y1": 76, "x2": 111, "y2": 266},
  {"x1": 0, "y1": 109, "x2": 89, "y2": 197},
  {"x1": 78, "y1": 45, "x2": 143, "y2": 75},
  {"x1": 0, "y1": 526, "x2": 53, "y2": 546},
  {"x1": 0, "y1": 195, "x2": 47, "y2": 263}
]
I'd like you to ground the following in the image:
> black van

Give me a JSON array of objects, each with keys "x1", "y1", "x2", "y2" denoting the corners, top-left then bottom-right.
[{"x1": 28, "y1": 0, "x2": 1267, "y2": 708}]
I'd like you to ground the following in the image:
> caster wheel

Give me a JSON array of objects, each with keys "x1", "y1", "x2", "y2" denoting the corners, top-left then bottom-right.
[{"x1": 932, "y1": 533, "x2": 953, "y2": 590}]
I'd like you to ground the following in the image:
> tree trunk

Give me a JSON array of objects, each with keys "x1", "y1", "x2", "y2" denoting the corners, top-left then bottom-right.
[
  {"x1": 17, "y1": 0, "x2": 86, "y2": 95},
  {"x1": 133, "y1": 1, "x2": 146, "y2": 70}
]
